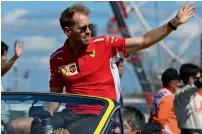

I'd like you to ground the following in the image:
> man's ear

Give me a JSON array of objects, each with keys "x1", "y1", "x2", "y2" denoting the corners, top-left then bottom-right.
[{"x1": 64, "y1": 27, "x2": 71, "y2": 36}]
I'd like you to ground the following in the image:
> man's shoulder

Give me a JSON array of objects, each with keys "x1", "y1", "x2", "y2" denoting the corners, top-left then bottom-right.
[
  {"x1": 50, "y1": 47, "x2": 64, "y2": 62},
  {"x1": 91, "y1": 35, "x2": 106, "y2": 43},
  {"x1": 153, "y1": 88, "x2": 173, "y2": 103},
  {"x1": 91, "y1": 35, "x2": 124, "y2": 44},
  {"x1": 156, "y1": 88, "x2": 173, "y2": 96}
]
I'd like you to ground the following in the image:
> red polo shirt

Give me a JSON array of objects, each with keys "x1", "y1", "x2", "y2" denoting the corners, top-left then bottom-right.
[{"x1": 49, "y1": 35, "x2": 128, "y2": 115}]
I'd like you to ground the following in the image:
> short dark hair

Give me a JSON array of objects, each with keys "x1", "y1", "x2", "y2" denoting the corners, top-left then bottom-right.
[
  {"x1": 123, "y1": 106, "x2": 146, "y2": 131},
  {"x1": 1, "y1": 41, "x2": 9, "y2": 55},
  {"x1": 180, "y1": 63, "x2": 200, "y2": 84},
  {"x1": 59, "y1": 4, "x2": 90, "y2": 30},
  {"x1": 161, "y1": 68, "x2": 180, "y2": 87},
  {"x1": 116, "y1": 58, "x2": 124, "y2": 66}
]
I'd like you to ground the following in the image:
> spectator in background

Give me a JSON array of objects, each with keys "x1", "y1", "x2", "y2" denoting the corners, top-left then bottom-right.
[
  {"x1": 149, "y1": 68, "x2": 181, "y2": 134},
  {"x1": 116, "y1": 58, "x2": 125, "y2": 107},
  {"x1": 1, "y1": 41, "x2": 22, "y2": 79},
  {"x1": 116, "y1": 58, "x2": 125, "y2": 78},
  {"x1": 174, "y1": 63, "x2": 202, "y2": 134},
  {"x1": 1, "y1": 41, "x2": 22, "y2": 125},
  {"x1": 112, "y1": 106, "x2": 146, "y2": 134}
]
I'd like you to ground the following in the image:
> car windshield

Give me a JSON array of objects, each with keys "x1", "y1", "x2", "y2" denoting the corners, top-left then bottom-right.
[{"x1": 1, "y1": 92, "x2": 114, "y2": 134}]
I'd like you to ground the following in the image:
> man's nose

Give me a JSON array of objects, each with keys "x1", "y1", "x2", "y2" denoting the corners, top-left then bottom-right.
[{"x1": 85, "y1": 26, "x2": 91, "y2": 35}]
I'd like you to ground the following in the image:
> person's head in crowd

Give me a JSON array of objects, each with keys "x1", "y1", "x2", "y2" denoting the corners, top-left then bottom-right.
[
  {"x1": 113, "y1": 106, "x2": 146, "y2": 134},
  {"x1": 1, "y1": 41, "x2": 8, "y2": 66},
  {"x1": 116, "y1": 58, "x2": 125, "y2": 78},
  {"x1": 179, "y1": 63, "x2": 201, "y2": 86},
  {"x1": 161, "y1": 68, "x2": 181, "y2": 93},
  {"x1": 59, "y1": 4, "x2": 92, "y2": 46}
]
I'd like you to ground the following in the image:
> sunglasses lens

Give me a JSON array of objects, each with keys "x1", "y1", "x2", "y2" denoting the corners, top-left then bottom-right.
[
  {"x1": 81, "y1": 26, "x2": 88, "y2": 32},
  {"x1": 80, "y1": 24, "x2": 94, "y2": 32}
]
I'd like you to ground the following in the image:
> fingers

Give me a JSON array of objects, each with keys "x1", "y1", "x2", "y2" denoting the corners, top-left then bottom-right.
[
  {"x1": 184, "y1": 3, "x2": 193, "y2": 10},
  {"x1": 189, "y1": 15, "x2": 194, "y2": 19},
  {"x1": 50, "y1": 111, "x2": 54, "y2": 116},
  {"x1": 184, "y1": 3, "x2": 196, "y2": 13},
  {"x1": 14, "y1": 40, "x2": 18, "y2": 47},
  {"x1": 14, "y1": 40, "x2": 18, "y2": 45},
  {"x1": 187, "y1": 5, "x2": 196, "y2": 19},
  {"x1": 48, "y1": 109, "x2": 54, "y2": 116},
  {"x1": 180, "y1": 3, "x2": 196, "y2": 20},
  {"x1": 53, "y1": 128, "x2": 70, "y2": 134},
  {"x1": 182, "y1": 3, "x2": 195, "y2": 13},
  {"x1": 188, "y1": 6, "x2": 196, "y2": 14},
  {"x1": 14, "y1": 40, "x2": 22, "y2": 48}
]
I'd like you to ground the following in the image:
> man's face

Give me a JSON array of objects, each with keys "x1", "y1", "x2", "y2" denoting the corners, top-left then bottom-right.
[
  {"x1": 170, "y1": 79, "x2": 181, "y2": 92},
  {"x1": 123, "y1": 119, "x2": 136, "y2": 134},
  {"x1": 118, "y1": 62, "x2": 125, "y2": 78},
  {"x1": 68, "y1": 12, "x2": 92, "y2": 46},
  {"x1": 187, "y1": 72, "x2": 201, "y2": 85},
  {"x1": 113, "y1": 119, "x2": 140, "y2": 134},
  {"x1": 1, "y1": 51, "x2": 8, "y2": 66}
]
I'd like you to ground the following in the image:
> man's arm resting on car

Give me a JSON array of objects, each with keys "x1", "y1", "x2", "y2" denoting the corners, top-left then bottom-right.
[{"x1": 44, "y1": 87, "x2": 63, "y2": 114}]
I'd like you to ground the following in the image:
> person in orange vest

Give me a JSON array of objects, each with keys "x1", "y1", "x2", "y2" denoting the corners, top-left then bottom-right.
[{"x1": 149, "y1": 68, "x2": 181, "y2": 134}]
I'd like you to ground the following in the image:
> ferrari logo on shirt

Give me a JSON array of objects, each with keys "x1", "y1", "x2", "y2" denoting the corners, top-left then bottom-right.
[
  {"x1": 59, "y1": 62, "x2": 78, "y2": 76},
  {"x1": 61, "y1": 68, "x2": 67, "y2": 75},
  {"x1": 89, "y1": 50, "x2": 95, "y2": 57},
  {"x1": 69, "y1": 65, "x2": 76, "y2": 73}
]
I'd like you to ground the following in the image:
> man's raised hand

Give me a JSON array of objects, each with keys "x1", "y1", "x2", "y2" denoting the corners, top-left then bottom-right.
[{"x1": 175, "y1": 3, "x2": 196, "y2": 26}]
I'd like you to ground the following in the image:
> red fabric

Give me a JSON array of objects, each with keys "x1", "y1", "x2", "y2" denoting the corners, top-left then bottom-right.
[{"x1": 49, "y1": 35, "x2": 127, "y2": 115}]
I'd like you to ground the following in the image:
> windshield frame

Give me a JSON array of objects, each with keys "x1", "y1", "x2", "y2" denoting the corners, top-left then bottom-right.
[{"x1": 2, "y1": 91, "x2": 121, "y2": 134}]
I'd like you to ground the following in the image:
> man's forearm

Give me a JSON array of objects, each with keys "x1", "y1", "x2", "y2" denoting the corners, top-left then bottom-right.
[
  {"x1": 175, "y1": 85, "x2": 199, "y2": 102},
  {"x1": 1, "y1": 55, "x2": 18, "y2": 76},
  {"x1": 45, "y1": 102, "x2": 60, "y2": 112},
  {"x1": 45, "y1": 88, "x2": 63, "y2": 112},
  {"x1": 143, "y1": 17, "x2": 180, "y2": 48}
]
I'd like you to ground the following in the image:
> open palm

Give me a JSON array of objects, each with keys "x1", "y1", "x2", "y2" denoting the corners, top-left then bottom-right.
[
  {"x1": 176, "y1": 3, "x2": 196, "y2": 25},
  {"x1": 14, "y1": 40, "x2": 22, "y2": 57}
]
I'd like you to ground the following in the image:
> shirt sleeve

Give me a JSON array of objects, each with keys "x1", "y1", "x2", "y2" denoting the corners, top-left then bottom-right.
[
  {"x1": 175, "y1": 85, "x2": 199, "y2": 105},
  {"x1": 105, "y1": 36, "x2": 129, "y2": 59},
  {"x1": 49, "y1": 58, "x2": 64, "y2": 88}
]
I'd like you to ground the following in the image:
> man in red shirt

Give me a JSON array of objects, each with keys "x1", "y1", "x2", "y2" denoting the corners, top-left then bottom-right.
[
  {"x1": 8, "y1": 3, "x2": 196, "y2": 134},
  {"x1": 47, "y1": 2, "x2": 196, "y2": 115}
]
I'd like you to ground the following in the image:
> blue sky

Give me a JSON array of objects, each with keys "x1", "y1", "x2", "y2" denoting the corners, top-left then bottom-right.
[{"x1": 1, "y1": 1, "x2": 202, "y2": 94}]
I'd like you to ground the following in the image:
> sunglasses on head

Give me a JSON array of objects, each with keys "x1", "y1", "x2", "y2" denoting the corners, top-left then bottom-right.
[{"x1": 78, "y1": 24, "x2": 94, "y2": 32}]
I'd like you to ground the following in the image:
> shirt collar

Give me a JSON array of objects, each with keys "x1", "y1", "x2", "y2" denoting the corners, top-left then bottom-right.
[
  {"x1": 85, "y1": 38, "x2": 94, "y2": 53},
  {"x1": 62, "y1": 39, "x2": 71, "y2": 60},
  {"x1": 62, "y1": 38, "x2": 94, "y2": 58}
]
